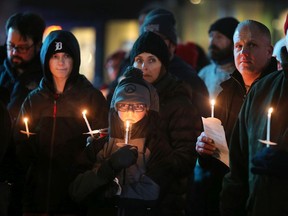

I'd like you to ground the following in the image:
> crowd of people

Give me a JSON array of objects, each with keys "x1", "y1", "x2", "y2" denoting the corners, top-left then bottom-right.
[{"x1": 0, "y1": 7, "x2": 287, "y2": 216}]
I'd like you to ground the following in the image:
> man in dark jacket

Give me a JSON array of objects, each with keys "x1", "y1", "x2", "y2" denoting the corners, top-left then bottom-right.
[
  {"x1": 0, "y1": 12, "x2": 45, "y2": 123},
  {"x1": 190, "y1": 20, "x2": 277, "y2": 216},
  {"x1": 220, "y1": 15, "x2": 288, "y2": 216},
  {"x1": 0, "y1": 12, "x2": 46, "y2": 216}
]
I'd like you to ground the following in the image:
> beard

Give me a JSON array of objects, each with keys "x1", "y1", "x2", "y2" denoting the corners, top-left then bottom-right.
[
  {"x1": 208, "y1": 44, "x2": 233, "y2": 63},
  {"x1": 8, "y1": 55, "x2": 32, "y2": 71}
]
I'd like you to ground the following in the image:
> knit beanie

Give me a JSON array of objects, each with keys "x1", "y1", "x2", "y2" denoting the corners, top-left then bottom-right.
[
  {"x1": 130, "y1": 31, "x2": 170, "y2": 69},
  {"x1": 46, "y1": 40, "x2": 74, "y2": 59},
  {"x1": 284, "y1": 14, "x2": 288, "y2": 35},
  {"x1": 209, "y1": 17, "x2": 239, "y2": 41},
  {"x1": 140, "y1": 8, "x2": 177, "y2": 45},
  {"x1": 111, "y1": 66, "x2": 159, "y2": 112}
]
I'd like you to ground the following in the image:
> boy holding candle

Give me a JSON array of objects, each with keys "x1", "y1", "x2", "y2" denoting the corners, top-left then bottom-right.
[
  {"x1": 220, "y1": 15, "x2": 288, "y2": 216},
  {"x1": 70, "y1": 66, "x2": 174, "y2": 216},
  {"x1": 13, "y1": 30, "x2": 108, "y2": 216}
]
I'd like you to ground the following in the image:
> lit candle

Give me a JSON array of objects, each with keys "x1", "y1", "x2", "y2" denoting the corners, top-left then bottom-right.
[
  {"x1": 125, "y1": 120, "x2": 130, "y2": 144},
  {"x1": 23, "y1": 117, "x2": 30, "y2": 138},
  {"x1": 210, "y1": 99, "x2": 215, "y2": 118},
  {"x1": 266, "y1": 107, "x2": 273, "y2": 147},
  {"x1": 82, "y1": 110, "x2": 93, "y2": 136}
]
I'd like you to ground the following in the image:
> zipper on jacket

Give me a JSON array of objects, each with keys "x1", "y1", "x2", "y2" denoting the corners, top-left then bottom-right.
[{"x1": 46, "y1": 96, "x2": 58, "y2": 211}]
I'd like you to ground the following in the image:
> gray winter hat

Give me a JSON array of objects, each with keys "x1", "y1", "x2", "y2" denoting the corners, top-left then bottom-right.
[{"x1": 111, "y1": 66, "x2": 159, "y2": 112}]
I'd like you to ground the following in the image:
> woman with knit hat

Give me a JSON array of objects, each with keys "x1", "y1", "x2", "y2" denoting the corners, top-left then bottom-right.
[
  {"x1": 70, "y1": 66, "x2": 174, "y2": 216},
  {"x1": 13, "y1": 30, "x2": 109, "y2": 215},
  {"x1": 129, "y1": 31, "x2": 202, "y2": 216}
]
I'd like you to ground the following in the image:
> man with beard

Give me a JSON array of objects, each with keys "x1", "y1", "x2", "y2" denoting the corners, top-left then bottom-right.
[
  {"x1": 198, "y1": 17, "x2": 239, "y2": 99},
  {"x1": 0, "y1": 12, "x2": 46, "y2": 123},
  {"x1": 0, "y1": 12, "x2": 45, "y2": 216}
]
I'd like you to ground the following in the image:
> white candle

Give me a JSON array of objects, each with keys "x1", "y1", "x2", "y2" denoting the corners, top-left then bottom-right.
[
  {"x1": 82, "y1": 110, "x2": 93, "y2": 135},
  {"x1": 125, "y1": 120, "x2": 130, "y2": 144},
  {"x1": 210, "y1": 99, "x2": 215, "y2": 118},
  {"x1": 266, "y1": 107, "x2": 273, "y2": 146},
  {"x1": 23, "y1": 117, "x2": 30, "y2": 138}
]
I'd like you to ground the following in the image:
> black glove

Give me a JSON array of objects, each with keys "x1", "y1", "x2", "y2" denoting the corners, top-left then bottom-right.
[
  {"x1": 86, "y1": 136, "x2": 96, "y2": 146},
  {"x1": 96, "y1": 145, "x2": 138, "y2": 183},
  {"x1": 251, "y1": 147, "x2": 288, "y2": 178},
  {"x1": 109, "y1": 145, "x2": 138, "y2": 172}
]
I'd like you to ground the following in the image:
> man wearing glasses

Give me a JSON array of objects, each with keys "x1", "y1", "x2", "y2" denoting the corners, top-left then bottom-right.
[
  {"x1": 0, "y1": 12, "x2": 45, "y2": 216},
  {"x1": 0, "y1": 12, "x2": 46, "y2": 123}
]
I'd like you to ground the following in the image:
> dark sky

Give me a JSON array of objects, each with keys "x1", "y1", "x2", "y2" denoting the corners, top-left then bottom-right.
[{"x1": 19, "y1": 0, "x2": 169, "y2": 20}]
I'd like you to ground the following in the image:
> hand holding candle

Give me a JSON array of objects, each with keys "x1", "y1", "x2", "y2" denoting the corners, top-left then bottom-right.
[{"x1": 210, "y1": 99, "x2": 215, "y2": 118}]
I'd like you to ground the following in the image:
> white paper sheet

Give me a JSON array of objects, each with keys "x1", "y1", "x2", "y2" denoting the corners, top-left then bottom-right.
[{"x1": 201, "y1": 117, "x2": 229, "y2": 167}]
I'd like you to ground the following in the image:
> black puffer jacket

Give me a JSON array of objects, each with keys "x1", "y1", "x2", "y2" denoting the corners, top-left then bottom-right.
[
  {"x1": 169, "y1": 55, "x2": 210, "y2": 117},
  {"x1": 154, "y1": 72, "x2": 202, "y2": 216},
  {"x1": 13, "y1": 30, "x2": 108, "y2": 214}
]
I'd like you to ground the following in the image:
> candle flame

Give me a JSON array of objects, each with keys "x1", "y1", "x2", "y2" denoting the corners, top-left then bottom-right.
[
  {"x1": 82, "y1": 110, "x2": 87, "y2": 115},
  {"x1": 210, "y1": 99, "x2": 215, "y2": 106},
  {"x1": 23, "y1": 117, "x2": 30, "y2": 138},
  {"x1": 268, "y1": 107, "x2": 273, "y2": 114},
  {"x1": 126, "y1": 120, "x2": 130, "y2": 128}
]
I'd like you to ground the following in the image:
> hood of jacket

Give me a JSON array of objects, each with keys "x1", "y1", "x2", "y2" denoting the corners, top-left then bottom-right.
[{"x1": 40, "y1": 30, "x2": 81, "y2": 91}]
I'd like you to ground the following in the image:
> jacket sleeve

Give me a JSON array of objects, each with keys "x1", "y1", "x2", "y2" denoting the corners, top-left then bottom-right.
[
  {"x1": 0, "y1": 101, "x2": 12, "y2": 162},
  {"x1": 165, "y1": 100, "x2": 202, "y2": 177},
  {"x1": 220, "y1": 101, "x2": 250, "y2": 216},
  {"x1": 69, "y1": 160, "x2": 116, "y2": 203}
]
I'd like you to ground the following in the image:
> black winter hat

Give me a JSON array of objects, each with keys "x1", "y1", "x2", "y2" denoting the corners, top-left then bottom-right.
[
  {"x1": 46, "y1": 40, "x2": 74, "y2": 59},
  {"x1": 140, "y1": 8, "x2": 177, "y2": 45},
  {"x1": 130, "y1": 31, "x2": 170, "y2": 70},
  {"x1": 209, "y1": 17, "x2": 239, "y2": 41}
]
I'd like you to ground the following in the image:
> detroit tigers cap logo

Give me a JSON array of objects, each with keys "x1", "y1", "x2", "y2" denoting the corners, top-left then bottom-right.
[
  {"x1": 144, "y1": 24, "x2": 160, "y2": 33},
  {"x1": 124, "y1": 84, "x2": 136, "y2": 94},
  {"x1": 55, "y1": 41, "x2": 63, "y2": 51}
]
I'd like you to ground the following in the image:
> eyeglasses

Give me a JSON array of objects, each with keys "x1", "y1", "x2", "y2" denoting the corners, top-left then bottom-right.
[
  {"x1": 6, "y1": 43, "x2": 34, "y2": 54},
  {"x1": 116, "y1": 103, "x2": 147, "y2": 112}
]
